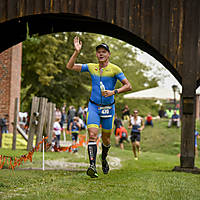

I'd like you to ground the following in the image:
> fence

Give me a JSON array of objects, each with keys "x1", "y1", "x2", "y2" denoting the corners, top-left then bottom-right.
[{"x1": 11, "y1": 96, "x2": 55, "y2": 152}]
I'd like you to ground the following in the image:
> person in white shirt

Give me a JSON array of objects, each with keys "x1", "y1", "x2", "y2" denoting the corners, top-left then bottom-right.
[
  {"x1": 55, "y1": 108, "x2": 62, "y2": 121},
  {"x1": 53, "y1": 118, "x2": 61, "y2": 148}
]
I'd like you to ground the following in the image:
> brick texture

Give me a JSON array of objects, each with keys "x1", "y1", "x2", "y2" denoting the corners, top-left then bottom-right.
[{"x1": 0, "y1": 44, "x2": 22, "y2": 133}]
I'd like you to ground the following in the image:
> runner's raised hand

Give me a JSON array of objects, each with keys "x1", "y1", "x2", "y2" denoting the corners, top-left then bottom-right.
[{"x1": 74, "y1": 36, "x2": 82, "y2": 52}]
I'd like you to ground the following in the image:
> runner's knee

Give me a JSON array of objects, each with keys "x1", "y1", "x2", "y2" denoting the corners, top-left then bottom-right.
[
  {"x1": 88, "y1": 133, "x2": 97, "y2": 141},
  {"x1": 102, "y1": 133, "x2": 111, "y2": 145}
]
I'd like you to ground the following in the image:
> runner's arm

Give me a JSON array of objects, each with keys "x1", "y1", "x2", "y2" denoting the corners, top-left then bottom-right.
[
  {"x1": 138, "y1": 118, "x2": 145, "y2": 131},
  {"x1": 128, "y1": 118, "x2": 132, "y2": 129},
  {"x1": 69, "y1": 122, "x2": 72, "y2": 134},
  {"x1": 103, "y1": 78, "x2": 132, "y2": 97},
  {"x1": 115, "y1": 78, "x2": 132, "y2": 94},
  {"x1": 66, "y1": 36, "x2": 82, "y2": 72}
]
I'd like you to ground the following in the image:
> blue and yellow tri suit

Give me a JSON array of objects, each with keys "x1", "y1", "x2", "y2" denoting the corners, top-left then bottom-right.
[{"x1": 81, "y1": 62, "x2": 126, "y2": 132}]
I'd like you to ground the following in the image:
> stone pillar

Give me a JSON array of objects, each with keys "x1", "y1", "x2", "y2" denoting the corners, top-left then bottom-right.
[{"x1": 0, "y1": 44, "x2": 22, "y2": 133}]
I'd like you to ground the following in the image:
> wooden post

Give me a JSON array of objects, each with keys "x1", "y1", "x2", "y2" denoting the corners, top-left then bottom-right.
[
  {"x1": 12, "y1": 98, "x2": 19, "y2": 150},
  {"x1": 27, "y1": 96, "x2": 40, "y2": 151},
  {"x1": 36, "y1": 97, "x2": 48, "y2": 152},
  {"x1": 45, "y1": 103, "x2": 51, "y2": 137},
  {"x1": 47, "y1": 103, "x2": 55, "y2": 145},
  {"x1": 45, "y1": 102, "x2": 52, "y2": 151},
  {"x1": 173, "y1": 0, "x2": 199, "y2": 171},
  {"x1": 196, "y1": 95, "x2": 200, "y2": 120},
  {"x1": 43, "y1": 101, "x2": 50, "y2": 152}
]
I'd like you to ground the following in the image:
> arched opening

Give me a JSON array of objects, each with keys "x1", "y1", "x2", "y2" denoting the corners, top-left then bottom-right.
[{"x1": 0, "y1": 11, "x2": 198, "y2": 171}]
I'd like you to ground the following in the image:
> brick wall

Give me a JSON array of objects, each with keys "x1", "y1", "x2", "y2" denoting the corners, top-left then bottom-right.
[{"x1": 0, "y1": 44, "x2": 22, "y2": 133}]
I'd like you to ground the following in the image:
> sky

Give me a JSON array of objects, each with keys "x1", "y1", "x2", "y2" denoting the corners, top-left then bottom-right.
[{"x1": 134, "y1": 47, "x2": 182, "y2": 90}]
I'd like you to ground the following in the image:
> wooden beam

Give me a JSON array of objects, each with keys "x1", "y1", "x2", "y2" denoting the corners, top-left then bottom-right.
[
  {"x1": 36, "y1": 97, "x2": 48, "y2": 152},
  {"x1": 12, "y1": 97, "x2": 19, "y2": 150},
  {"x1": 27, "y1": 96, "x2": 40, "y2": 151},
  {"x1": 179, "y1": 0, "x2": 198, "y2": 169},
  {"x1": 196, "y1": 95, "x2": 200, "y2": 120}
]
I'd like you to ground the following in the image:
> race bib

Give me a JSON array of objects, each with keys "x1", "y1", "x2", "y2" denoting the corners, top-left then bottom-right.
[
  {"x1": 98, "y1": 106, "x2": 112, "y2": 118},
  {"x1": 122, "y1": 132, "x2": 127, "y2": 137}
]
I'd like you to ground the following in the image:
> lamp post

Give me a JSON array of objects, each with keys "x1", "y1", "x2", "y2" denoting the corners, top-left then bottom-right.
[{"x1": 172, "y1": 85, "x2": 178, "y2": 109}]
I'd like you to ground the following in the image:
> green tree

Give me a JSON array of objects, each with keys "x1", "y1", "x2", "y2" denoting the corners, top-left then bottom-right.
[{"x1": 21, "y1": 32, "x2": 98, "y2": 111}]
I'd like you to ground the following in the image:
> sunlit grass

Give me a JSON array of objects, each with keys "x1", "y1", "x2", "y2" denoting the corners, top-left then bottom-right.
[{"x1": 0, "y1": 119, "x2": 200, "y2": 200}]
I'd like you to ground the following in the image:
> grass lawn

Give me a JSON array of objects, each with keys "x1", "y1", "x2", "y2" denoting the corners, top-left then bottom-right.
[{"x1": 0, "y1": 119, "x2": 200, "y2": 200}]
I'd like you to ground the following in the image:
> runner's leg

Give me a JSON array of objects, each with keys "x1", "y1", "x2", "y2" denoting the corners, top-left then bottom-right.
[{"x1": 88, "y1": 127, "x2": 98, "y2": 166}]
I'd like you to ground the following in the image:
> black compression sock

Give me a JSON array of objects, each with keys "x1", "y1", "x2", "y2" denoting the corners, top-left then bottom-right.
[
  {"x1": 88, "y1": 141, "x2": 97, "y2": 166},
  {"x1": 102, "y1": 143, "x2": 111, "y2": 160}
]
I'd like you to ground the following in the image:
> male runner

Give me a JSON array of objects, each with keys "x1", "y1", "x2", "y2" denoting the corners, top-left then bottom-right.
[{"x1": 66, "y1": 36, "x2": 132, "y2": 178}]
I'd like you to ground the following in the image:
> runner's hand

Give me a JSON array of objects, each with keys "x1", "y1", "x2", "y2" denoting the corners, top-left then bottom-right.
[
  {"x1": 102, "y1": 90, "x2": 114, "y2": 97},
  {"x1": 74, "y1": 36, "x2": 82, "y2": 52}
]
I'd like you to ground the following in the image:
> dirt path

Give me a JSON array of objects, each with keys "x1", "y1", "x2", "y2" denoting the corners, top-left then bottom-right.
[{"x1": 44, "y1": 155, "x2": 121, "y2": 170}]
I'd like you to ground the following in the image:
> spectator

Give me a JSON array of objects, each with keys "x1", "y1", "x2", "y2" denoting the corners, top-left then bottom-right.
[
  {"x1": 60, "y1": 109, "x2": 67, "y2": 141},
  {"x1": 77, "y1": 106, "x2": 84, "y2": 120},
  {"x1": 114, "y1": 113, "x2": 123, "y2": 146},
  {"x1": 168, "y1": 110, "x2": 180, "y2": 128},
  {"x1": 158, "y1": 106, "x2": 166, "y2": 118},
  {"x1": 83, "y1": 106, "x2": 88, "y2": 124},
  {"x1": 145, "y1": 113, "x2": 153, "y2": 127},
  {"x1": 55, "y1": 108, "x2": 62, "y2": 121},
  {"x1": 195, "y1": 130, "x2": 200, "y2": 158},
  {"x1": 67, "y1": 106, "x2": 76, "y2": 131},
  {"x1": 0, "y1": 116, "x2": 3, "y2": 133},
  {"x1": 0, "y1": 115, "x2": 9, "y2": 134},
  {"x1": 61, "y1": 109, "x2": 66, "y2": 127},
  {"x1": 78, "y1": 117, "x2": 86, "y2": 130},
  {"x1": 24, "y1": 114, "x2": 30, "y2": 134},
  {"x1": 62, "y1": 103, "x2": 67, "y2": 113},
  {"x1": 122, "y1": 105, "x2": 130, "y2": 121},
  {"x1": 166, "y1": 107, "x2": 174, "y2": 119},
  {"x1": 69, "y1": 116, "x2": 81, "y2": 153},
  {"x1": 53, "y1": 118, "x2": 61, "y2": 149},
  {"x1": 115, "y1": 126, "x2": 129, "y2": 150}
]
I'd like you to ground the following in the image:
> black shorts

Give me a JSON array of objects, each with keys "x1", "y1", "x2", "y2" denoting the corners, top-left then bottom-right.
[
  {"x1": 72, "y1": 132, "x2": 78, "y2": 141},
  {"x1": 119, "y1": 136, "x2": 128, "y2": 144},
  {"x1": 130, "y1": 132, "x2": 140, "y2": 142}
]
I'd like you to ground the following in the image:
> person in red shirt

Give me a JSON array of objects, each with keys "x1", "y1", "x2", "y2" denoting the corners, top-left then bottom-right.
[
  {"x1": 115, "y1": 126, "x2": 129, "y2": 150},
  {"x1": 145, "y1": 113, "x2": 153, "y2": 127}
]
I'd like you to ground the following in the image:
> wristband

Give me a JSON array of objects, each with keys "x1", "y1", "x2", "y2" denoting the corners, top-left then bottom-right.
[{"x1": 114, "y1": 89, "x2": 119, "y2": 95}]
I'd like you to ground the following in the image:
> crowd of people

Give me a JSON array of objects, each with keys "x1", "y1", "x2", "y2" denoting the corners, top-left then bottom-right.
[{"x1": 52, "y1": 104, "x2": 88, "y2": 152}]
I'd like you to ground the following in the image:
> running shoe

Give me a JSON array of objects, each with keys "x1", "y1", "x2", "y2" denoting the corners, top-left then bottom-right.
[
  {"x1": 102, "y1": 159, "x2": 109, "y2": 174},
  {"x1": 86, "y1": 165, "x2": 98, "y2": 178},
  {"x1": 134, "y1": 157, "x2": 138, "y2": 160}
]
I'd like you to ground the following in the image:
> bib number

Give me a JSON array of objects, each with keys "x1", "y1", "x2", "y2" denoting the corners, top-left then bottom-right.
[
  {"x1": 99, "y1": 106, "x2": 112, "y2": 118},
  {"x1": 122, "y1": 132, "x2": 126, "y2": 137}
]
